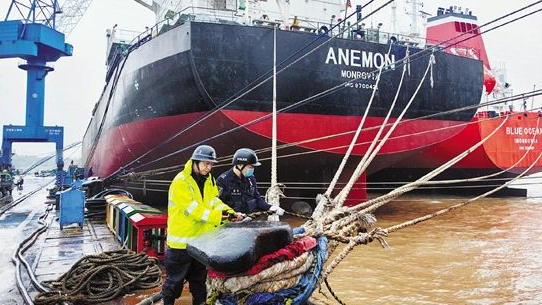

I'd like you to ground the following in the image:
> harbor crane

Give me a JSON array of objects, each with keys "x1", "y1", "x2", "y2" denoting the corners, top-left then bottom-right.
[{"x1": 0, "y1": 0, "x2": 91, "y2": 181}]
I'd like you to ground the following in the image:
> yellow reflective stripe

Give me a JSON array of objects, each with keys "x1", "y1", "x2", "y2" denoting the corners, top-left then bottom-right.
[
  {"x1": 167, "y1": 235, "x2": 195, "y2": 244},
  {"x1": 168, "y1": 200, "x2": 176, "y2": 208},
  {"x1": 187, "y1": 183, "x2": 195, "y2": 196},
  {"x1": 184, "y1": 201, "x2": 199, "y2": 216},
  {"x1": 215, "y1": 203, "x2": 227, "y2": 210},
  {"x1": 177, "y1": 174, "x2": 196, "y2": 195},
  {"x1": 201, "y1": 209, "x2": 211, "y2": 222}
]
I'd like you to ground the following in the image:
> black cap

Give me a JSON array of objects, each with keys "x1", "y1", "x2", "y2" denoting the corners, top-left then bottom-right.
[{"x1": 232, "y1": 148, "x2": 261, "y2": 166}]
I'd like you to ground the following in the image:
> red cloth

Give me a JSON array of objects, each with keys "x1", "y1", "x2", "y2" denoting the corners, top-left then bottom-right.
[{"x1": 208, "y1": 236, "x2": 317, "y2": 279}]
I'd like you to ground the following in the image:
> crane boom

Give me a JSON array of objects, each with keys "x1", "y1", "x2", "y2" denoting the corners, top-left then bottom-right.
[{"x1": 55, "y1": 0, "x2": 93, "y2": 36}]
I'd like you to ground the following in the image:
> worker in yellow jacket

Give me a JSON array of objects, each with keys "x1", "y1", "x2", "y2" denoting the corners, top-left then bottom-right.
[{"x1": 162, "y1": 145, "x2": 242, "y2": 305}]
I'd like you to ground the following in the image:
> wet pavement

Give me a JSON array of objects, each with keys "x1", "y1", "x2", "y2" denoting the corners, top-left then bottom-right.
[{"x1": 0, "y1": 177, "x2": 50, "y2": 305}]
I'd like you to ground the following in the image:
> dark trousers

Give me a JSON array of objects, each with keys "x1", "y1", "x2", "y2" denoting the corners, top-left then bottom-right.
[{"x1": 161, "y1": 247, "x2": 207, "y2": 305}]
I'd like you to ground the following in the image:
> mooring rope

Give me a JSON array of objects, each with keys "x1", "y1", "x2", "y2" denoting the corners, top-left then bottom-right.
[
  {"x1": 322, "y1": 42, "x2": 394, "y2": 201},
  {"x1": 268, "y1": 24, "x2": 281, "y2": 222},
  {"x1": 336, "y1": 51, "x2": 435, "y2": 208},
  {"x1": 306, "y1": 51, "x2": 439, "y2": 234},
  {"x1": 386, "y1": 150, "x2": 542, "y2": 235},
  {"x1": 34, "y1": 250, "x2": 161, "y2": 305},
  {"x1": 350, "y1": 114, "x2": 511, "y2": 215}
]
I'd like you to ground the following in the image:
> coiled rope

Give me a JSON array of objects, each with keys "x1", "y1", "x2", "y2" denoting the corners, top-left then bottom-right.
[{"x1": 34, "y1": 250, "x2": 161, "y2": 305}]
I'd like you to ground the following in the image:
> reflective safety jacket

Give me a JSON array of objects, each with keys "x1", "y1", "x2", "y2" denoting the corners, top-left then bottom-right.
[{"x1": 167, "y1": 159, "x2": 235, "y2": 249}]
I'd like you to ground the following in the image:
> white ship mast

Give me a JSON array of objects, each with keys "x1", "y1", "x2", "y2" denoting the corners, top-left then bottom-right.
[
  {"x1": 405, "y1": 0, "x2": 421, "y2": 37},
  {"x1": 275, "y1": 0, "x2": 290, "y2": 29},
  {"x1": 391, "y1": 0, "x2": 397, "y2": 34}
]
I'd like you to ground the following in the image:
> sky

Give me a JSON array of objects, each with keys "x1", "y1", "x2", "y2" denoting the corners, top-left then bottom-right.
[{"x1": 0, "y1": 0, "x2": 541, "y2": 156}]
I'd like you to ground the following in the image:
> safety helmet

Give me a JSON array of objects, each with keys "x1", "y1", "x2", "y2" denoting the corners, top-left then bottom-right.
[
  {"x1": 232, "y1": 148, "x2": 261, "y2": 166},
  {"x1": 191, "y1": 145, "x2": 218, "y2": 163}
]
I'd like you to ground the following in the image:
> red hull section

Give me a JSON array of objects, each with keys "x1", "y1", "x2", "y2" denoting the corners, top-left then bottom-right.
[
  {"x1": 390, "y1": 112, "x2": 542, "y2": 175},
  {"x1": 481, "y1": 112, "x2": 542, "y2": 174},
  {"x1": 88, "y1": 110, "x2": 469, "y2": 179},
  {"x1": 221, "y1": 110, "x2": 465, "y2": 156}
]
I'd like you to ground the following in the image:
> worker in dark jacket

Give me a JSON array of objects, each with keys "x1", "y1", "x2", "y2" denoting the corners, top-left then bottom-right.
[{"x1": 217, "y1": 148, "x2": 285, "y2": 216}]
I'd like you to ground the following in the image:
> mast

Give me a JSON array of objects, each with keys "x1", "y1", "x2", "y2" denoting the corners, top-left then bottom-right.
[
  {"x1": 275, "y1": 0, "x2": 290, "y2": 29},
  {"x1": 405, "y1": 0, "x2": 421, "y2": 36},
  {"x1": 391, "y1": 0, "x2": 397, "y2": 33}
]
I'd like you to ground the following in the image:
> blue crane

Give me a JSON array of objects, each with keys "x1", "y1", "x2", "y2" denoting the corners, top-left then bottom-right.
[{"x1": 0, "y1": 0, "x2": 91, "y2": 182}]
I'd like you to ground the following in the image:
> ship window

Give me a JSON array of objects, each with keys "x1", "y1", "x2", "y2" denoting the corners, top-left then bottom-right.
[
  {"x1": 472, "y1": 24, "x2": 479, "y2": 34},
  {"x1": 460, "y1": 22, "x2": 466, "y2": 32},
  {"x1": 212, "y1": 0, "x2": 226, "y2": 9},
  {"x1": 466, "y1": 23, "x2": 472, "y2": 32},
  {"x1": 454, "y1": 21, "x2": 461, "y2": 32}
]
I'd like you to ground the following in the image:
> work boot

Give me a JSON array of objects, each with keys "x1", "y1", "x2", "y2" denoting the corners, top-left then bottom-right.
[{"x1": 162, "y1": 296, "x2": 175, "y2": 305}]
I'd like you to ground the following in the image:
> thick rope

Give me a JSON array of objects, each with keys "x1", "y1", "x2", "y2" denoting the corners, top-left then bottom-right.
[
  {"x1": 209, "y1": 252, "x2": 314, "y2": 294},
  {"x1": 268, "y1": 25, "x2": 282, "y2": 221},
  {"x1": 333, "y1": 46, "x2": 412, "y2": 206},
  {"x1": 386, "y1": 149, "x2": 542, "y2": 234},
  {"x1": 34, "y1": 250, "x2": 161, "y2": 305},
  {"x1": 311, "y1": 50, "x2": 435, "y2": 228},
  {"x1": 321, "y1": 42, "x2": 393, "y2": 201},
  {"x1": 336, "y1": 49, "x2": 433, "y2": 208},
  {"x1": 319, "y1": 228, "x2": 389, "y2": 282},
  {"x1": 345, "y1": 114, "x2": 511, "y2": 218},
  {"x1": 324, "y1": 279, "x2": 347, "y2": 305},
  {"x1": 306, "y1": 51, "x2": 438, "y2": 234}
]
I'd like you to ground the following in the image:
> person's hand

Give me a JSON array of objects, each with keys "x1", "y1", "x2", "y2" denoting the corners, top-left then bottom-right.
[
  {"x1": 231, "y1": 213, "x2": 245, "y2": 222},
  {"x1": 241, "y1": 216, "x2": 252, "y2": 222},
  {"x1": 226, "y1": 212, "x2": 245, "y2": 222},
  {"x1": 269, "y1": 205, "x2": 285, "y2": 216}
]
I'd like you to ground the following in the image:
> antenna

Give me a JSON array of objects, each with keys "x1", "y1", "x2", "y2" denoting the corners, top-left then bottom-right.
[
  {"x1": 405, "y1": 0, "x2": 423, "y2": 37},
  {"x1": 391, "y1": 0, "x2": 397, "y2": 33}
]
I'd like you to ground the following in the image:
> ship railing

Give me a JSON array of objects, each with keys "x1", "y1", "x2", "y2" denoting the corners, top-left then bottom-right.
[
  {"x1": 178, "y1": 6, "x2": 240, "y2": 23},
  {"x1": 104, "y1": 4, "x2": 483, "y2": 83},
  {"x1": 252, "y1": 19, "x2": 281, "y2": 28},
  {"x1": 123, "y1": 6, "x2": 240, "y2": 51},
  {"x1": 108, "y1": 28, "x2": 141, "y2": 44},
  {"x1": 476, "y1": 110, "x2": 499, "y2": 118},
  {"x1": 104, "y1": 6, "x2": 241, "y2": 82},
  {"x1": 105, "y1": 28, "x2": 139, "y2": 66},
  {"x1": 103, "y1": 6, "x2": 240, "y2": 82},
  {"x1": 344, "y1": 27, "x2": 481, "y2": 57}
]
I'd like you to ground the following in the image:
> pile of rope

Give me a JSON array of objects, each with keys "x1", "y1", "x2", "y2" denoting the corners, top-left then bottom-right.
[
  {"x1": 206, "y1": 234, "x2": 327, "y2": 305},
  {"x1": 34, "y1": 250, "x2": 161, "y2": 305}
]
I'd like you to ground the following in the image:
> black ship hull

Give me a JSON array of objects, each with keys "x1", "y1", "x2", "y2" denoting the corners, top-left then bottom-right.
[{"x1": 83, "y1": 21, "x2": 483, "y2": 205}]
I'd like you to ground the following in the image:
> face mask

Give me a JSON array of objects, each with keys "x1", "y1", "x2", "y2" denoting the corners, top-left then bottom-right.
[{"x1": 244, "y1": 168, "x2": 254, "y2": 177}]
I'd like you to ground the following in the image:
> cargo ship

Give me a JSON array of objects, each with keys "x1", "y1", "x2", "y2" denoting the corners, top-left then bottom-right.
[
  {"x1": 370, "y1": 6, "x2": 542, "y2": 195},
  {"x1": 82, "y1": 0, "x2": 485, "y2": 205}
]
